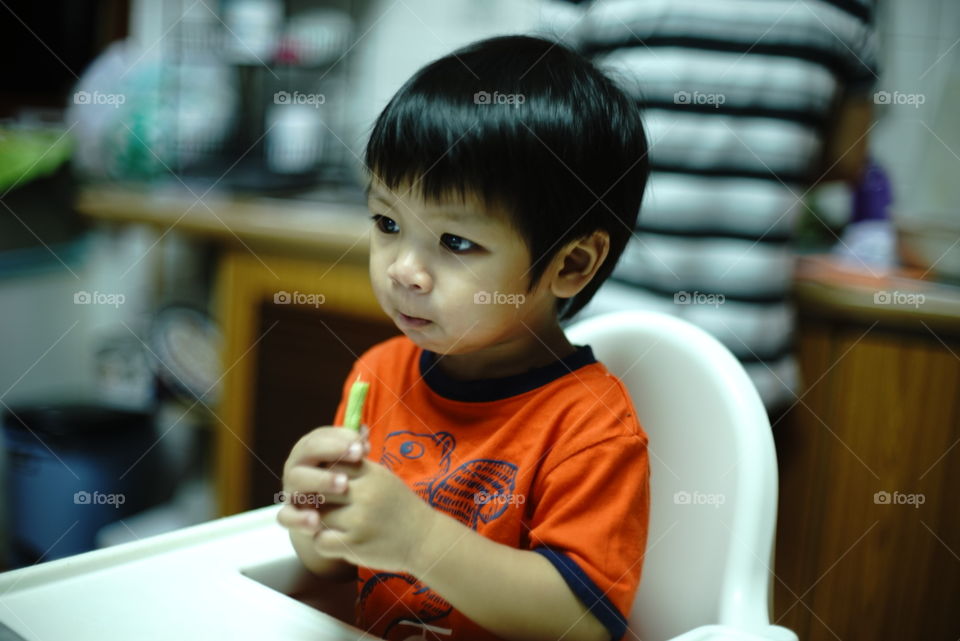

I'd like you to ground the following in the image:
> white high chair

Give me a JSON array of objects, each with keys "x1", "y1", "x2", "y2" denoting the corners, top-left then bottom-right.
[
  {"x1": 0, "y1": 310, "x2": 798, "y2": 641},
  {"x1": 565, "y1": 310, "x2": 797, "y2": 641}
]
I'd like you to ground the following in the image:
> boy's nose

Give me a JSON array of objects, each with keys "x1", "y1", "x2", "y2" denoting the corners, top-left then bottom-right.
[{"x1": 387, "y1": 251, "x2": 433, "y2": 292}]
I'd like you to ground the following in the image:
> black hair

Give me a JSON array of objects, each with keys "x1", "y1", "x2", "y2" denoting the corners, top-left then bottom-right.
[{"x1": 364, "y1": 34, "x2": 648, "y2": 319}]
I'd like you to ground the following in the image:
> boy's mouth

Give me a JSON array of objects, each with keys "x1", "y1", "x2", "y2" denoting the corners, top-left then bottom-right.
[{"x1": 397, "y1": 312, "x2": 432, "y2": 328}]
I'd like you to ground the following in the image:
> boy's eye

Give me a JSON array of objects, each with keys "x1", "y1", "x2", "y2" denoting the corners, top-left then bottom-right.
[
  {"x1": 440, "y1": 233, "x2": 478, "y2": 253},
  {"x1": 371, "y1": 214, "x2": 399, "y2": 234}
]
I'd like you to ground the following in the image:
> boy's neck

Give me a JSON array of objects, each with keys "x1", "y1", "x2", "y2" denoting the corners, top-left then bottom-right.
[{"x1": 433, "y1": 321, "x2": 576, "y2": 382}]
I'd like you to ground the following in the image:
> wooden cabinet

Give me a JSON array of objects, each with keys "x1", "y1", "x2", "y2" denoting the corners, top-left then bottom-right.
[
  {"x1": 773, "y1": 277, "x2": 960, "y2": 640},
  {"x1": 216, "y1": 250, "x2": 396, "y2": 514}
]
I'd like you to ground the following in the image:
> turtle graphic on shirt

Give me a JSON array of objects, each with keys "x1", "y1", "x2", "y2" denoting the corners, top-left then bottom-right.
[
  {"x1": 379, "y1": 430, "x2": 519, "y2": 527},
  {"x1": 359, "y1": 430, "x2": 520, "y2": 638}
]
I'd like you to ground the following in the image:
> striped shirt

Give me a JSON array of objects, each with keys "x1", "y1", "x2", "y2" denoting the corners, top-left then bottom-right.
[{"x1": 548, "y1": 0, "x2": 878, "y2": 410}]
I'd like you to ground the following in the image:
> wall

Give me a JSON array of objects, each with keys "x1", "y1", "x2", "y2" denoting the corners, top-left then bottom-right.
[{"x1": 872, "y1": 0, "x2": 960, "y2": 222}]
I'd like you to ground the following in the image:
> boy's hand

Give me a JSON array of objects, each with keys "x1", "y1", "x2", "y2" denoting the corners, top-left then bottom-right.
[
  {"x1": 277, "y1": 425, "x2": 436, "y2": 574},
  {"x1": 310, "y1": 458, "x2": 437, "y2": 574},
  {"x1": 277, "y1": 426, "x2": 368, "y2": 531}
]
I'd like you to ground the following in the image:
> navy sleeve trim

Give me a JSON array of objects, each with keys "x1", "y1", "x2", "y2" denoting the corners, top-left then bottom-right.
[{"x1": 532, "y1": 546, "x2": 628, "y2": 640}]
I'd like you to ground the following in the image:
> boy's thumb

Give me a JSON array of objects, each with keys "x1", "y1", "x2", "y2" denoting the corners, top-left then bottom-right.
[{"x1": 315, "y1": 528, "x2": 353, "y2": 560}]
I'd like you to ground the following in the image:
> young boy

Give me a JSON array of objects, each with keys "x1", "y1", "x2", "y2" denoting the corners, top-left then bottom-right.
[{"x1": 278, "y1": 34, "x2": 650, "y2": 641}]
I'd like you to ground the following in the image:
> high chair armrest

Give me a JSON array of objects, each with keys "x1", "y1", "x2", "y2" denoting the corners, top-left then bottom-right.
[{"x1": 665, "y1": 624, "x2": 799, "y2": 641}]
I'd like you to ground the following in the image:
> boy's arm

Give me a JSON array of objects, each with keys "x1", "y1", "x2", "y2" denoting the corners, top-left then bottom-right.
[
  {"x1": 409, "y1": 509, "x2": 611, "y2": 641},
  {"x1": 817, "y1": 96, "x2": 873, "y2": 185}
]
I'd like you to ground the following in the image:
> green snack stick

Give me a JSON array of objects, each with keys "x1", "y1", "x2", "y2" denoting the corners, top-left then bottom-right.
[{"x1": 344, "y1": 378, "x2": 370, "y2": 432}]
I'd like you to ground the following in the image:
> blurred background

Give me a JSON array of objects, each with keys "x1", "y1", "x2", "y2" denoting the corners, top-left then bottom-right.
[{"x1": 0, "y1": 0, "x2": 957, "y2": 639}]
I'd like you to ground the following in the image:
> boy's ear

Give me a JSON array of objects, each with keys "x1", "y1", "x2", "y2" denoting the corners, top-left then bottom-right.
[{"x1": 548, "y1": 230, "x2": 610, "y2": 300}]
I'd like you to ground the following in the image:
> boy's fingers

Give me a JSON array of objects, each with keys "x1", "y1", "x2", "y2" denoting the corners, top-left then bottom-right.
[
  {"x1": 283, "y1": 466, "x2": 353, "y2": 504},
  {"x1": 326, "y1": 461, "x2": 365, "y2": 479},
  {"x1": 276, "y1": 504, "x2": 320, "y2": 533},
  {"x1": 288, "y1": 427, "x2": 367, "y2": 469}
]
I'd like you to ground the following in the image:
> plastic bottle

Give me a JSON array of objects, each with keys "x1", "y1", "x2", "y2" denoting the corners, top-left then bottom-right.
[{"x1": 833, "y1": 159, "x2": 896, "y2": 271}]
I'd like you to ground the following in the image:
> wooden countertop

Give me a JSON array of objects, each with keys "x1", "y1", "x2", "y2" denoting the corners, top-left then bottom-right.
[
  {"x1": 794, "y1": 255, "x2": 960, "y2": 336},
  {"x1": 76, "y1": 184, "x2": 372, "y2": 260}
]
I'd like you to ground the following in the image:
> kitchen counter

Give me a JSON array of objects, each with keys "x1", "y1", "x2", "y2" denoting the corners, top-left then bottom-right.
[
  {"x1": 793, "y1": 254, "x2": 960, "y2": 336},
  {"x1": 76, "y1": 184, "x2": 372, "y2": 259}
]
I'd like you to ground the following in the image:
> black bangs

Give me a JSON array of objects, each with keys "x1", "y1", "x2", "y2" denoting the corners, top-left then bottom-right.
[{"x1": 364, "y1": 35, "x2": 649, "y2": 320}]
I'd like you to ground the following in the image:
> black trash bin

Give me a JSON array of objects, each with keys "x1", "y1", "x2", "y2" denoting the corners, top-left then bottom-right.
[{"x1": 2, "y1": 402, "x2": 171, "y2": 568}]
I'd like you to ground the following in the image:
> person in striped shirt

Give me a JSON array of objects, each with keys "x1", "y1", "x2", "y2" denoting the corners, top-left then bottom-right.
[{"x1": 542, "y1": 0, "x2": 878, "y2": 412}]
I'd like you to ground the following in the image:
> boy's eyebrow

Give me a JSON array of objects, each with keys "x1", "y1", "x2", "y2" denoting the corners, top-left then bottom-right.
[
  {"x1": 366, "y1": 183, "x2": 389, "y2": 202},
  {"x1": 365, "y1": 183, "x2": 382, "y2": 204},
  {"x1": 430, "y1": 208, "x2": 493, "y2": 226},
  {"x1": 366, "y1": 185, "x2": 495, "y2": 226}
]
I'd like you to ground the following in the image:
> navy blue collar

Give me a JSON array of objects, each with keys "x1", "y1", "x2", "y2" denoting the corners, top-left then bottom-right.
[{"x1": 419, "y1": 345, "x2": 597, "y2": 402}]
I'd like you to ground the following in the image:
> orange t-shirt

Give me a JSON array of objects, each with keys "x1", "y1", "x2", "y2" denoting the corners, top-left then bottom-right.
[{"x1": 332, "y1": 336, "x2": 650, "y2": 641}]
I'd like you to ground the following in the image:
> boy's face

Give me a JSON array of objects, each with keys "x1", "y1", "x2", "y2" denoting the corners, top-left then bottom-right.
[{"x1": 367, "y1": 180, "x2": 559, "y2": 358}]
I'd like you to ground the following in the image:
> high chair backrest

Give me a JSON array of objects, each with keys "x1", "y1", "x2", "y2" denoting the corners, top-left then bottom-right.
[{"x1": 565, "y1": 311, "x2": 781, "y2": 641}]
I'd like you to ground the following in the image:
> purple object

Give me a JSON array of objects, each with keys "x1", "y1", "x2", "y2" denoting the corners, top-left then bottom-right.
[{"x1": 851, "y1": 159, "x2": 893, "y2": 223}]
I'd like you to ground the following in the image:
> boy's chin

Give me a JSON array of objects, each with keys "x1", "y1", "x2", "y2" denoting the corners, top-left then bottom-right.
[
  {"x1": 401, "y1": 329, "x2": 471, "y2": 356},
  {"x1": 397, "y1": 327, "x2": 441, "y2": 351}
]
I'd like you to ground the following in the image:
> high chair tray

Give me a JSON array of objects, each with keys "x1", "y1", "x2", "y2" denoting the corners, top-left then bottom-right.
[{"x1": 0, "y1": 506, "x2": 375, "y2": 641}]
